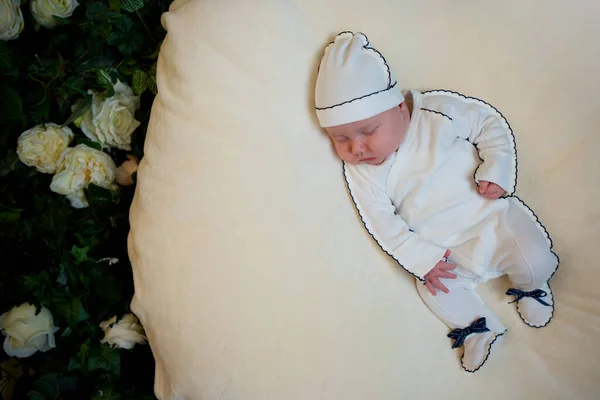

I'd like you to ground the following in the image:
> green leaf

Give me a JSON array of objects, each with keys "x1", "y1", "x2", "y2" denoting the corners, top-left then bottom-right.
[
  {"x1": 71, "y1": 245, "x2": 89, "y2": 265},
  {"x1": 115, "y1": 15, "x2": 135, "y2": 33},
  {"x1": 68, "y1": 342, "x2": 89, "y2": 371},
  {"x1": 78, "y1": 342, "x2": 90, "y2": 361},
  {"x1": 120, "y1": 0, "x2": 143, "y2": 13},
  {"x1": 88, "y1": 346, "x2": 121, "y2": 375},
  {"x1": 63, "y1": 95, "x2": 92, "y2": 127},
  {"x1": 30, "y1": 375, "x2": 60, "y2": 400},
  {"x1": 92, "y1": 386, "x2": 123, "y2": 400},
  {"x1": 60, "y1": 326, "x2": 72, "y2": 337},
  {"x1": 76, "y1": 57, "x2": 114, "y2": 72},
  {"x1": 56, "y1": 264, "x2": 68, "y2": 285},
  {"x1": 53, "y1": 15, "x2": 71, "y2": 25},
  {"x1": 0, "y1": 86, "x2": 23, "y2": 119},
  {"x1": 76, "y1": 137, "x2": 103, "y2": 150},
  {"x1": 56, "y1": 297, "x2": 90, "y2": 326},
  {"x1": 27, "y1": 391, "x2": 45, "y2": 400},
  {"x1": 147, "y1": 75, "x2": 157, "y2": 95},
  {"x1": 132, "y1": 69, "x2": 148, "y2": 95},
  {"x1": 22, "y1": 272, "x2": 51, "y2": 297},
  {"x1": 108, "y1": 0, "x2": 121, "y2": 12},
  {"x1": 96, "y1": 69, "x2": 113, "y2": 88},
  {"x1": 148, "y1": 61, "x2": 157, "y2": 75},
  {"x1": 0, "y1": 210, "x2": 20, "y2": 224},
  {"x1": 85, "y1": 184, "x2": 120, "y2": 207},
  {"x1": 0, "y1": 148, "x2": 21, "y2": 177},
  {"x1": 57, "y1": 376, "x2": 77, "y2": 392},
  {"x1": 85, "y1": 2, "x2": 122, "y2": 21},
  {"x1": 0, "y1": 41, "x2": 15, "y2": 68},
  {"x1": 63, "y1": 75, "x2": 86, "y2": 96},
  {"x1": 67, "y1": 356, "x2": 82, "y2": 372}
]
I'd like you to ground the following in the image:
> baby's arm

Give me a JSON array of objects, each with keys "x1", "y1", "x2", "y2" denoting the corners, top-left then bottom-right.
[
  {"x1": 425, "y1": 91, "x2": 517, "y2": 197},
  {"x1": 344, "y1": 163, "x2": 449, "y2": 282}
]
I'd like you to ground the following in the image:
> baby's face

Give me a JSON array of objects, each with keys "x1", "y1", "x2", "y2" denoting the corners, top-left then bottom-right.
[{"x1": 325, "y1": 103, "x2": 410, "y2": 165}]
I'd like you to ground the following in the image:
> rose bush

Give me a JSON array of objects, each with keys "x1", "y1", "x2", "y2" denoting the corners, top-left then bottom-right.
[{"x1": 0, "y1": 0, "x2": 169, "y2": 397}]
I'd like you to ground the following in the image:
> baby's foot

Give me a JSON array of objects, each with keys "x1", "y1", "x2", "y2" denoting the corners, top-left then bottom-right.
[
  {"x1": 447, "y1": 317, "x2": 505, "y2": 373},
  {"x1": 506, "y1": 283, "x2": 554, "y2": 328},
  {"x1": 462, "y1": 331, "x2": 504, "y2": 373}
]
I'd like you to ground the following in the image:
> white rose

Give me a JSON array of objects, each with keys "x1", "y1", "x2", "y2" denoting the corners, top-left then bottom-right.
[
  {"x1": 115, "y1": 154, "x2": 138, "y2": 186},
  {"x1": 29, "y1": 0, "x2": 77, "y2": 29},
  {"x1": 0, "y1": 0, "x2": 24, "y2": 41},
  {"x1": 50, "y1": 144, "x2": 117, "y2": 208},
  {"x1": 100, "y1": 314, "x2": 147, "y2": 350},
  {"x1": 0, "y1": 303, "x2": 59, "y2": 358},
  {"x1": 80, "y1": 80, "x2": 141, "y2": 151},
  {"x1": 16, "y1": 123, "x2": 74, "y2": 174}
]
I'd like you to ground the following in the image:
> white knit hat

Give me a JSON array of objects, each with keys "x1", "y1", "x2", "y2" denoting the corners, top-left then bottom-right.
[{"x1": 315, "y1": 31, "x2": 405, "y2": 128}]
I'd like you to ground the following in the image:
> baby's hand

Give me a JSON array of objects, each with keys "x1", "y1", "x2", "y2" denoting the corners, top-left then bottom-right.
[
  {"x1": 478, "y1": 181, "x2": 506, "y2": 200},
  {"x1": 424, "y1": 250, "x2": 457, "y2": 296}
]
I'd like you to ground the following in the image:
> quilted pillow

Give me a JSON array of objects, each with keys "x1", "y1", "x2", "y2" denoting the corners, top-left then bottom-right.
[{"x1": 129, "y1": 0, "x2": 600, "y2": 398}]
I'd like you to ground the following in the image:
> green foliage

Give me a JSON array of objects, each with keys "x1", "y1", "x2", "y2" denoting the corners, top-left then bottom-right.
[{"x1": 0, "y1": 0, "x2": 170, "y2": 397}]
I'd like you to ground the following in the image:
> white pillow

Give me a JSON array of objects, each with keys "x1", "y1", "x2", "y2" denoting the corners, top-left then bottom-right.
[{"x1": 129, "y1": 0, "x2": 600, "y2": 398}]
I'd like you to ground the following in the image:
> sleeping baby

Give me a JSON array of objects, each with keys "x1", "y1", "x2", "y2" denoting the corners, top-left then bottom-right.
[{"x1": 314, "y1": 31, "x2": 559, "y2": 372}]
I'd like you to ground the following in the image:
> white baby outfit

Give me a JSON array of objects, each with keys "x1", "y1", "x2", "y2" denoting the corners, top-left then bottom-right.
[{"x1": 315, "y1": 32, "x2": 559, "y2": 373}]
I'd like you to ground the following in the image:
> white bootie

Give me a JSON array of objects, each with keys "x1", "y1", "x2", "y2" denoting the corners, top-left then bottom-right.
[
  {"x1": 507, "y1": 283, "x2": 554, "y2": 328},
  {"x1": 447, "y1": 317, "x2": 505, "y2": 373},
  {"x1": 461, "y1": 331, "x2": 504, "y2": 372}
]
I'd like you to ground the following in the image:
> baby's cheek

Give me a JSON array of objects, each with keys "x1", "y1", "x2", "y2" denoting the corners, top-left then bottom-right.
[{"x1": 334, "y1": 143, "x2": 348, "y2": 158}]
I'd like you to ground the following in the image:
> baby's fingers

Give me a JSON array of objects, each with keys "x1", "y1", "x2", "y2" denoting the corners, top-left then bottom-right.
[
  {"x1": 492, "y1": 189, "x2": 505, "y2": 198},
  {"x1": 478, "y1": 181, "x2": 489, "y2": 194},
  {"x1": 432, "y1": 277, "x2": 450, "y2": 294},
  {"x1": 438, "y1": 271, "x2": 457, "y2": 279},
  {"x1": 439, "y1": 262, "x2": 457, "y2": 271},
  {"x1": 484, "y1": 191, "x2": 502, "y2": 200},
  {"x1": 425, "y1": 280, "x2": 437, "y2": 296}
]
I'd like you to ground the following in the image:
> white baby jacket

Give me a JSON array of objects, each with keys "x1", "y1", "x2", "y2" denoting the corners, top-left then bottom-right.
[{"x1": 344, "y1": 90, "x2": 518, "y2": 280}]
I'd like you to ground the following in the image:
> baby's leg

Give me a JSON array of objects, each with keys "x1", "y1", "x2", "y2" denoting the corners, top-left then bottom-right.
[
  {"x1": 416, "y1": 266, "x2": 506, "y2": 372},
  {"x1": 500, "y1": 198, "x2": 559, "y2": 327},
  {"x1": 501, "y1": 198, "x2": 559, "y2": 290}
]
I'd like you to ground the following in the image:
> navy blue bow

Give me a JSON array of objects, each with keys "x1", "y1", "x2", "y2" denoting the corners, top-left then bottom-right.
[
  {"x1": 447, "y1": 317, "x2": 490, "y2": 349},
  {"x1": 506, "y1": 288, "x2": 550, "y2": 306}
]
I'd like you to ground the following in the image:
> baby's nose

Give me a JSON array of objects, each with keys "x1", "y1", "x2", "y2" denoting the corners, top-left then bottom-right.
[{"x1": 351, "y1": 139, "x2": 366, "y2": 154}]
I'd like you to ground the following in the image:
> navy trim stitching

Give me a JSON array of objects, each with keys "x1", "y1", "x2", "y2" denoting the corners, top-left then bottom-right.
[
  {"x1": 316, "y1": 31, "x2": 397, "y2": 111},
  {"x1": 510, "y1": 196, "x2": 560, "y2": 323},
  {"x1": 422, "y1": 92, "x2": 561, "y2": 290},
  {"x1": 512, "y1": 196, "x2": 555, "y2": 249},
  {"x1": 340, "y1": 88, "x2": 560, "y2": 294},
  {"x1": 315, "y1": 82, "x2": 398, "y2": 110},
  {"x1": 462, "y1": 330, "x2": 506, "y2": 373},
  {"x1": 423, "y1": 89, "x2": 518, "y2": 196},
  {"x1": 342, "y1": 163, "x2": 425, "y2": 282},
  {"x1": 421, "y1": 108, "x2": 453, "y2": 121}
]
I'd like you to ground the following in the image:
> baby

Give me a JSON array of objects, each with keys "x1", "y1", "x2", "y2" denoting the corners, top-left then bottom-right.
[{"x1": 314, "y1": 31, "x2": 559, "y2": 372}]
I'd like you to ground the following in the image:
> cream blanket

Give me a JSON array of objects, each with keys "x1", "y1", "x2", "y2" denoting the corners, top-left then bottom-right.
[{"x1": 129, "y1": 0, "x2": 600, "y2": 398}]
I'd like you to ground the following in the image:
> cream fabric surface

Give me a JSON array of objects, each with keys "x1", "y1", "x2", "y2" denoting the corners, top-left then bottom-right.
[{"x1": 128, "y1": 1, "x2": 600, "y2": 398}]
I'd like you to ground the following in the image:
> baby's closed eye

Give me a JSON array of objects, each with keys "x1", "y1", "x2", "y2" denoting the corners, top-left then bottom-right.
[
  {"x1": 333, "y1": 136, "x2": 349, "y2": 142},
  {"x1": 362, "y1": 126, "x2": 380, "y2": 136}
]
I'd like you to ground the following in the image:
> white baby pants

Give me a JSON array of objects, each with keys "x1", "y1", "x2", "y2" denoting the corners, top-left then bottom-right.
[{"x1": 416, "y1": 198, "x2": 559, "y2": 334}]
